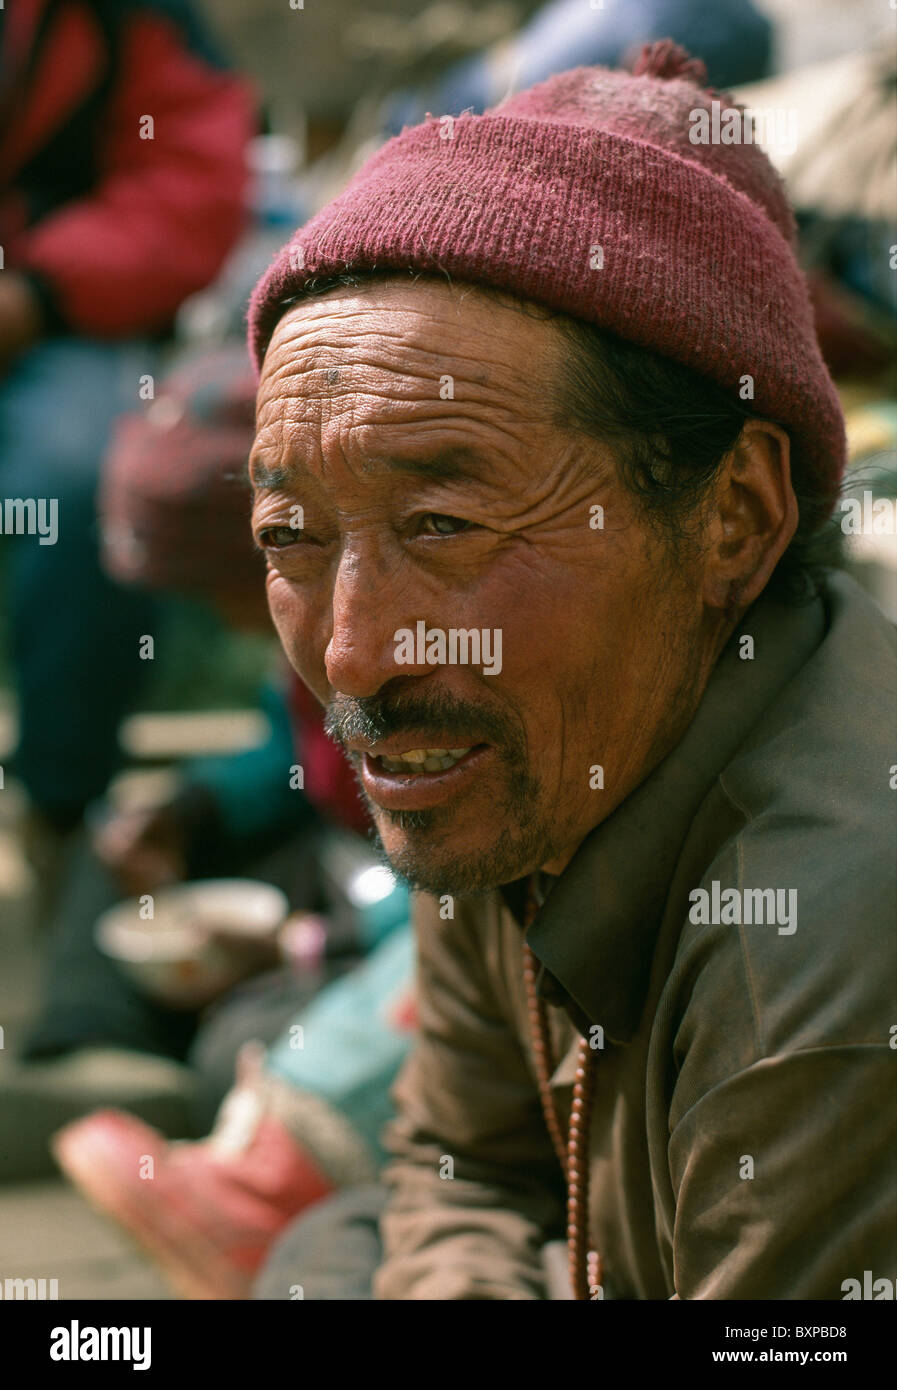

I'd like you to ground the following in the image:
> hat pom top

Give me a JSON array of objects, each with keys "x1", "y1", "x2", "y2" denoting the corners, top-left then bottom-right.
[{"x1": 631, "y1": 40, "x2": 708, "y2": 87}]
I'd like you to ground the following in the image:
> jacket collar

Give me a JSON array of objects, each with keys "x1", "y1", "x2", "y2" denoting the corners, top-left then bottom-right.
[{"x1": 506, "y1": 584, "x2": 827, "y2": 1044}]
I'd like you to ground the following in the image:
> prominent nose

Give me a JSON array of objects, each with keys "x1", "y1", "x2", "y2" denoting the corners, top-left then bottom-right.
[{"x1": 325, "y1": 540, "x2": 428, "y2": 698}]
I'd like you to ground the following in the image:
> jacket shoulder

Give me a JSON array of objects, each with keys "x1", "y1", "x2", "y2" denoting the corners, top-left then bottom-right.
[{"x1": 667, "y1": 575, "x2": 896, "y2": 1076}]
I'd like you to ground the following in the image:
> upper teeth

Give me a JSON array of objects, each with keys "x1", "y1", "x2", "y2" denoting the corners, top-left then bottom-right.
[{"x1": 377, "y1": 747, "x2": 471, "y2": 773}]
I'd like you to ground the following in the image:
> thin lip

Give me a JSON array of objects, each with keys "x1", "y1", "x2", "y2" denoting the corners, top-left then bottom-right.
[{"x1": 346, "y1": 736, "x2": 489, "y2": 759}]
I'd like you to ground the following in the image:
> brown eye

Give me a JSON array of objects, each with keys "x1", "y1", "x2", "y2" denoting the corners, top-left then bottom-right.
[
  {"x1": 420, "y1": 514, "x2": 472, "y2": 536},
  {"x1": 258, "y1": 526, "x2": 301, "y2": 549}
]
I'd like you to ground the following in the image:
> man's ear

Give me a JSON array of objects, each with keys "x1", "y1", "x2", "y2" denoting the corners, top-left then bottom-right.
[{"x1": 701, "y1": 420, "x2": 798, "y2": 616}]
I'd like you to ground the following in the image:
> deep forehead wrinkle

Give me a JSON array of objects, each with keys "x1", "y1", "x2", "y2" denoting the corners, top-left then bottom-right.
[{"x1": 249, "y1": 445, "x2": 489, "y2": 494}]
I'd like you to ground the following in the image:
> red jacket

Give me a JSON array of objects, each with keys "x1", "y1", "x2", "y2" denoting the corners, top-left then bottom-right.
[{"x1": 0, "y1": 0, "x2": 255, "y2": 336}]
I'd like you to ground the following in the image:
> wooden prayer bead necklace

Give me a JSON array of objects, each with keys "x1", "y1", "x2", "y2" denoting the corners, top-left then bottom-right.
[{"x1": 522, "y1": 874, "x2": 602, "y2": 1301}]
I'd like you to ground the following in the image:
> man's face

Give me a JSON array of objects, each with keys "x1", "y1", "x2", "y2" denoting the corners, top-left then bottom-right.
[{"x1": 251, "y1": 280, "x2": 712, "y2": 895}]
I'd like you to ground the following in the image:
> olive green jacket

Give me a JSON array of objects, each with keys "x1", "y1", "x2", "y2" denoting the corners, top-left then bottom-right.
[{"x1": 374, "y1": 572, "x2": 897, "y2": 1299}]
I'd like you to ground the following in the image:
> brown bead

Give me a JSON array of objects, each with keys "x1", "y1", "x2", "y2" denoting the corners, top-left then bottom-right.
[{"x1": 524, "y1": 918, "x2": 602, "y2": 1303}]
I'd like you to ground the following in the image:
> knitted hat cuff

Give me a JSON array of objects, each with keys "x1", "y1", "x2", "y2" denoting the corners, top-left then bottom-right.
[{"x1": 250, "y1": 101, "x2": 845, "y2": 507}]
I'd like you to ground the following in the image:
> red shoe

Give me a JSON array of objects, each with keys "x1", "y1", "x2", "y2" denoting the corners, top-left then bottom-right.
[{"x1": 52, "y1": 1070, "x2": 337, "y2": 1300}]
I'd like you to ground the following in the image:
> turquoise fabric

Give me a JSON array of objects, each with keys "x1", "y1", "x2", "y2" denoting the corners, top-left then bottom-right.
[
  {"x1": 265, "y1": 923, "x2": 415, "y2": 1165},
  {"x1": 186, "y1": 678, "x2": 309, "y2": 840}
]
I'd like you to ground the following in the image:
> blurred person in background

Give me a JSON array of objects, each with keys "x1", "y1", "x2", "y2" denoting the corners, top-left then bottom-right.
[
  {"x1": 2, "y1": 348, "x2": 415, "y2": 1267},
  {"x1": 50, "y1": 935, "x2": 417, "y2": 1300},
  {"x1": 0, "y1": 347, "x2": 359, "y2": 1148},
  {"x1": 0, "y1": 0, "x2": 254, "y2": 893}
]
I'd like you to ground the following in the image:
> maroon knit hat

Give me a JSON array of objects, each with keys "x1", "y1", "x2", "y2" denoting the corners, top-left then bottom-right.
[{"x1": 249, "y1": 41, "x2": 845, "y2": 508}]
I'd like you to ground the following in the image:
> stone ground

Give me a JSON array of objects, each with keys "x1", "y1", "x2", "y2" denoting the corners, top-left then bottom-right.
[{"x1": 0, "y1": 797, "x2": 171, "y2": 1299}]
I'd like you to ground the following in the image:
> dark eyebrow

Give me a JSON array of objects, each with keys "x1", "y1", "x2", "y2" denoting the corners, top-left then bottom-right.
[{"x1": 248, "y1": 459, "x2": 296, "y2": 492}]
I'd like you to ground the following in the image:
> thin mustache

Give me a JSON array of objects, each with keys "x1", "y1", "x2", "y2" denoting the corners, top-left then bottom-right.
[{"x1": 324, "y1": 696, "x2": 509, "y2": 749}]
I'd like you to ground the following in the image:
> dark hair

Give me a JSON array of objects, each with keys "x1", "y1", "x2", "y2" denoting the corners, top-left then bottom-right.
[
  {"x1": 550, "y1": 314, "x2": 844, "y2": 602},
  {"x1": 272, "y1": 269, "x2": 843, "y2": 601}
]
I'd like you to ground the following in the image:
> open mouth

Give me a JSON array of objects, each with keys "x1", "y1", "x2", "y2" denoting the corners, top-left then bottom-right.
[
  {"x1": 374, "y1": 746, "x2": 474, "y2": 774},
  {"x1": 359, "y1": 742, "x2": 491, "y2": 810}
]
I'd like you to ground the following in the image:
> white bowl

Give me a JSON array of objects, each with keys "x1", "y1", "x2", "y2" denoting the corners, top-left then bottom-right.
[{"x1": 96, "y1": 879, "x2": 288, "y2": 1009}]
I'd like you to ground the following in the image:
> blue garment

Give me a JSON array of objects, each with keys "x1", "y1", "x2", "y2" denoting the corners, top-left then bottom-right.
[
  {"x1": 265, "y1": 923, "x2": 415, "y2": 1164},
  {"x1": 0, "y1": 338, "x2": 158, "y2": 822},
  {"x1": 382, "y1": 0, "x2": 773, "y2": 136},
  {"x1": 185, "y1": 678, "x2": 311, "y2": 842}
]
